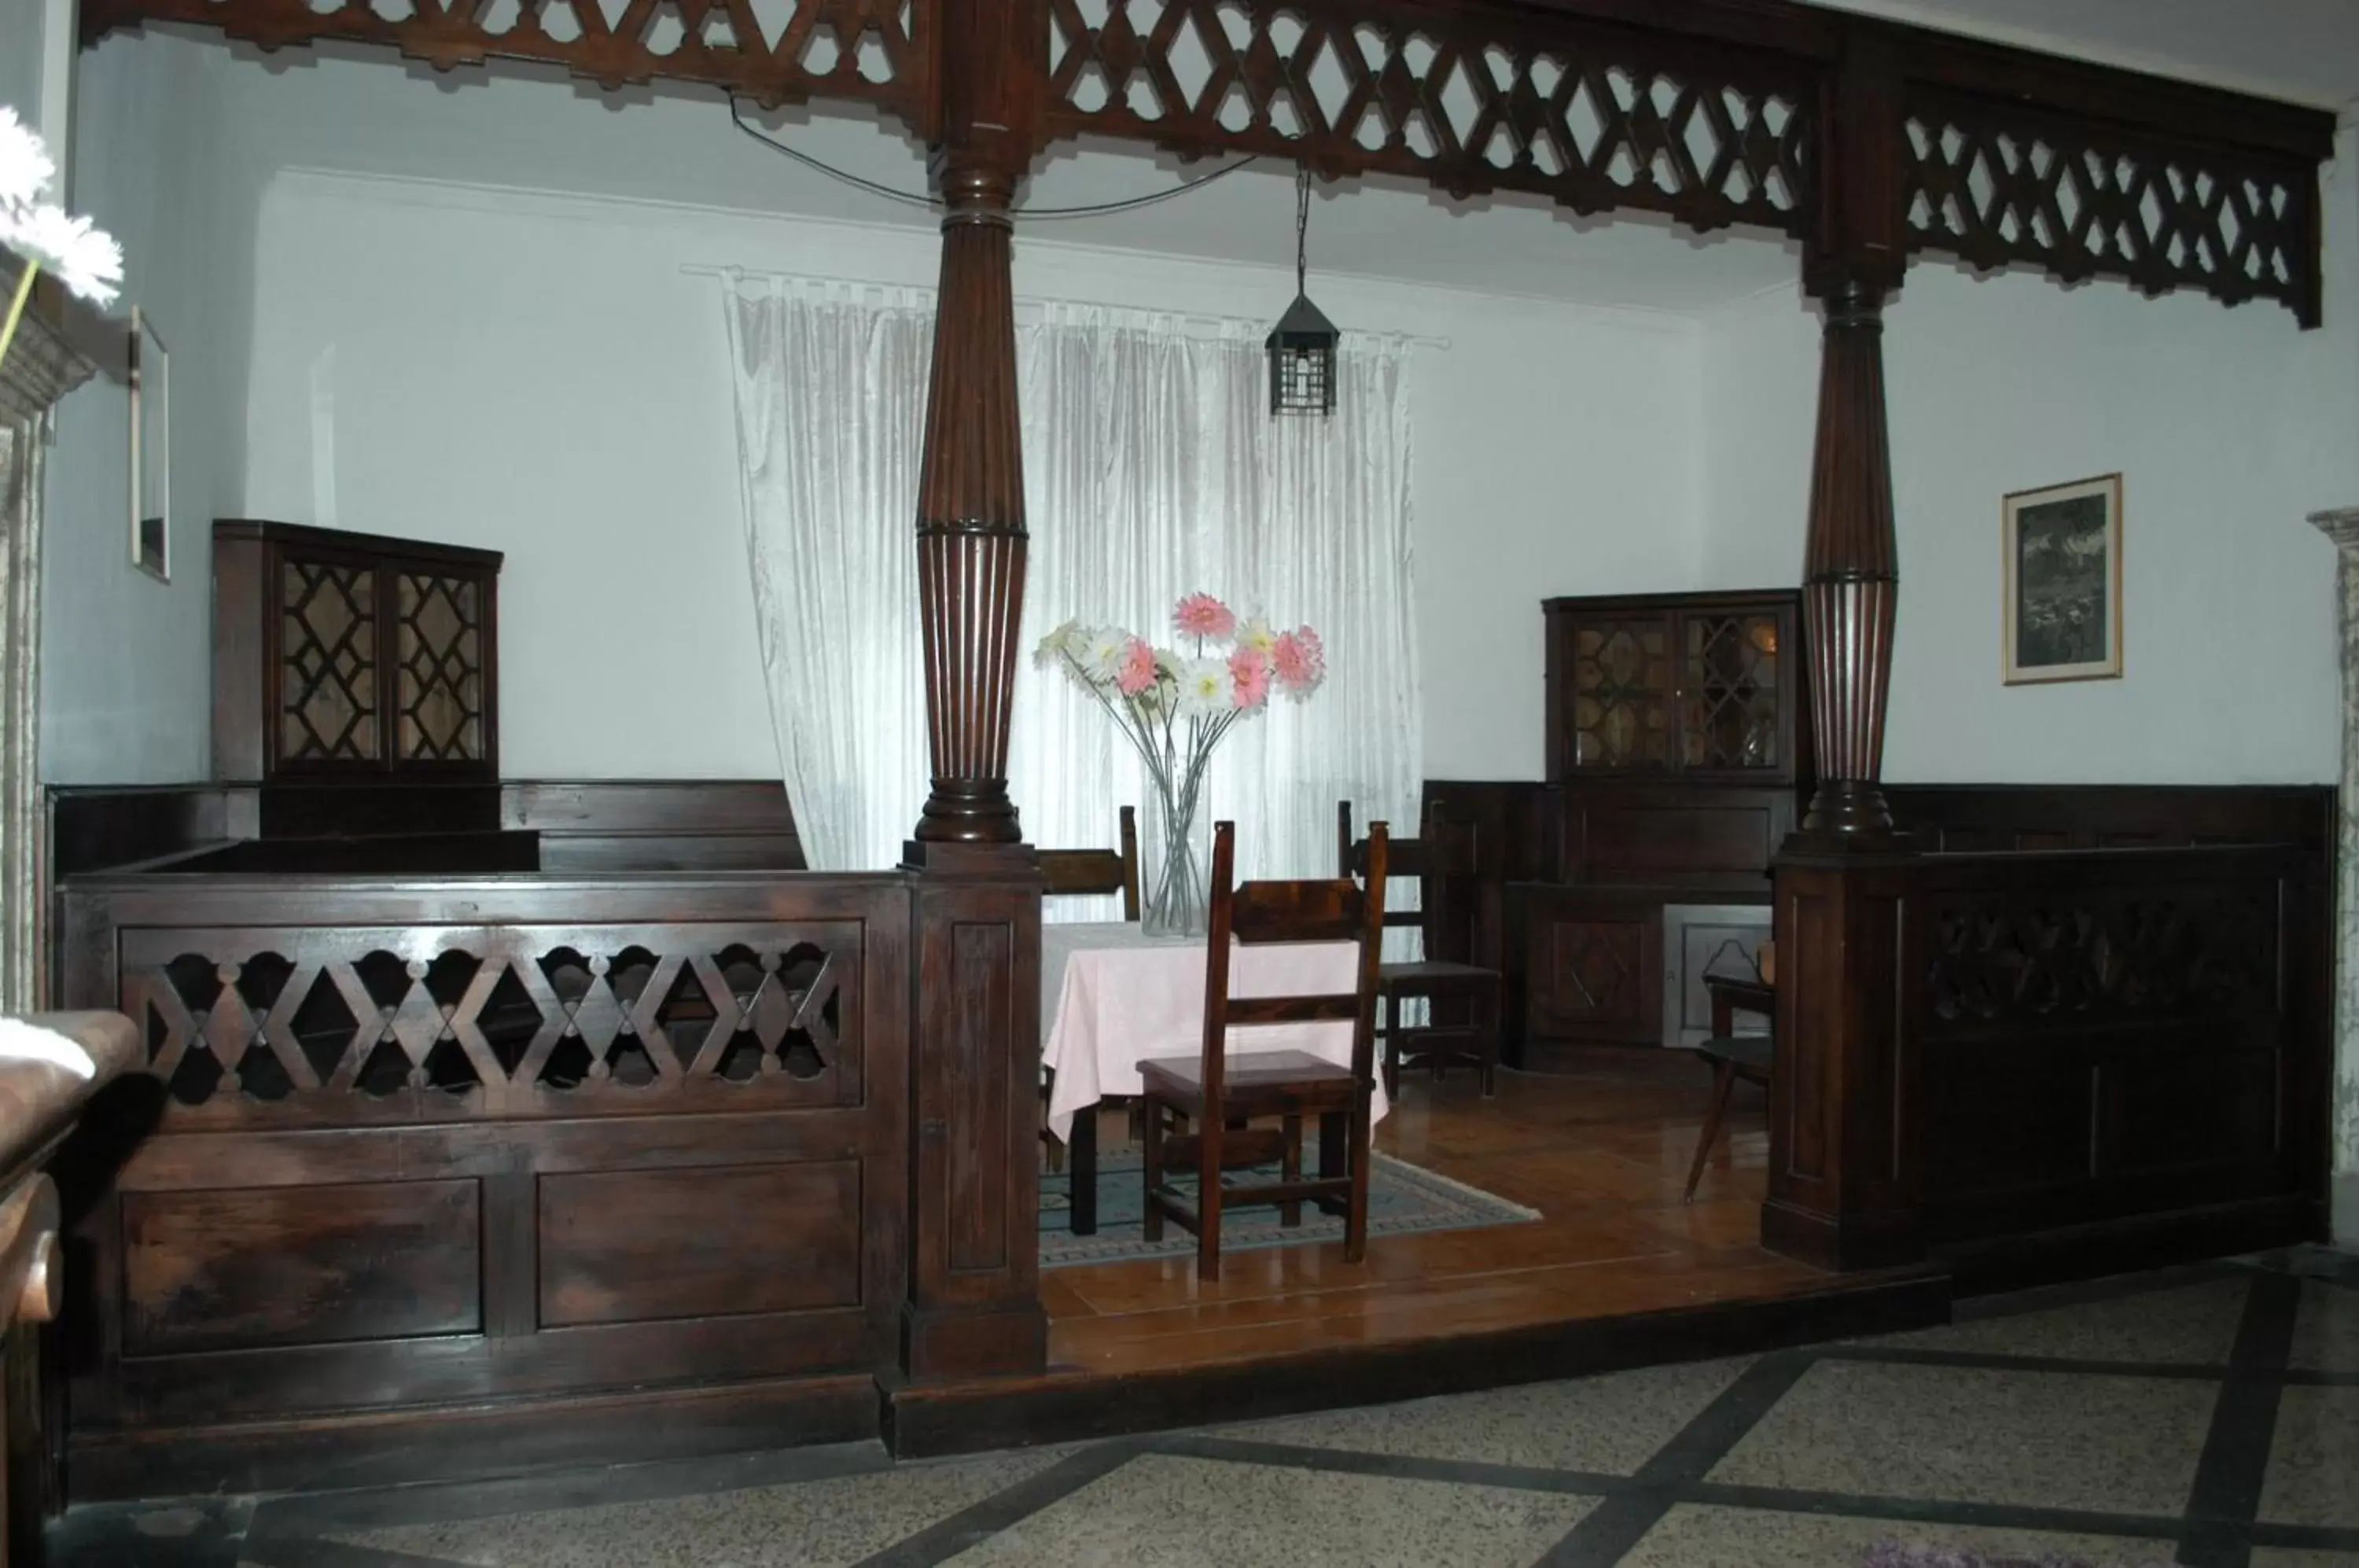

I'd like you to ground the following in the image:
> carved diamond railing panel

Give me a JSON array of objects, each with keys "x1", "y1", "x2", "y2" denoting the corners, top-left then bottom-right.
[
  {"x1": 1043, "y1": 0, "x2": 1813, "y2": 237},
  {"x1": 1903, "y1": 94, "x2": 2318, "y2": 322},
  {"x1": 121, "y1": 922, "x2": 863, "y2": 1125},
  {"x1": 396, "y1": 572, "x2": 486, "y2": 763},
  {"x1": 82, "y1": 0, "x2": 927, "y2": 119},
  {"x1": 1925, "y1": 889, "x2": 2277, "y2": 1033},
  {"x1": 279, "y1": 558, "x2": 379, "y2": 764}
]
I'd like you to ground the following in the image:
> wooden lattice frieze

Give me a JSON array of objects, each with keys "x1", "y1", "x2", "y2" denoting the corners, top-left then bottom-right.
[
  {"x1": 121, "y1": 923, "x2": 859, "y2": 1124},
  {"x1": 82, "y1": 0, "x2": 926, "y2": 115},
  {"x1": 1925, "y1": 890, "x2": 2277, "y2": 1031},
  {"x1": 1043, "y1": 0, "x2": 1814, "y2": 235},
  {"x1": 279, "y1": 558, "x2": 379, "y2": 763},
  {"x1": 396, "y1": 572, "x2": 486, "y2": 763},
  {"x1": 1901, "y1": 92, "x2": 2320, "y2": 323}
]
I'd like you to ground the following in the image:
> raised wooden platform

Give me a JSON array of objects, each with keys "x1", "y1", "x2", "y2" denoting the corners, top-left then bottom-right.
[{"x1": 887, "y1": 1051, "x2": 1949, "y2": 1456}]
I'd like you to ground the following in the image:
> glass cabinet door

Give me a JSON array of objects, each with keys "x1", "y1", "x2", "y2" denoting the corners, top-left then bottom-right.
[
  {"x1": 394, "y1": 571, "x2": 489, "y2": 765},
  {"x1": 1569, "y1": 617, "x2": 1675, "y2": 770},
  {"x1": 278, "y1": 557, "x2": 381, "y2": 766},
  {"x1": 1678, "y1": 610, "x2": 1784, "y2": 772}
]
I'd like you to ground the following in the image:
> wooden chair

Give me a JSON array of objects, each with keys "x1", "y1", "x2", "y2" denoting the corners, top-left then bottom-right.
[
  {"x1": 1038, "y1": 804, "x2": 1140, "y2": 919},
  {"x1": 1037, "y1": 805, "x2": 1140, "y2": 1220},
  {"x1": 1139, "y1": 819, "x2": 1388, "y2": 1282},
  {"x1": 1682, "y1": 974, "x2": 1774, "y2": 1202},
  {"x1": 1338, "y1": 801, "x2": 1503, "y2": 1098}
]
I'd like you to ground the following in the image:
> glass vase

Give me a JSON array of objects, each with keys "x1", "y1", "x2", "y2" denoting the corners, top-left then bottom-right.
[{"x1": 1139, "y1": 786, "x2": 1213, "y2": 938}]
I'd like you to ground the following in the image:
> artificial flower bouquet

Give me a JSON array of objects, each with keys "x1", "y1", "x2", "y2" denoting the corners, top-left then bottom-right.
[
  {"x1": 1037, "y1": 592, "x2": 1325, "y2": 935},
  {"x1": 0, "y1": 105, "x2": 124, "y2": 371}
]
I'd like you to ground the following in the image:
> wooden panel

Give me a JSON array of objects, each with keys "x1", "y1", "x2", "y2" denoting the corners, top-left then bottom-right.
[
  {"x1": 502, "y1": 782, "x2": 805, "y2": 873},
  {"x1": 1522, "y1": 903, "x2": 1659, "y2": 1044},
  {"x1": 121, "y1": 1179, "x2": 480, "y2": 1356},
  {"x1": 1575, "y1": 803, "x2": 1775, "y2": 878},
  {"x1": 1888, "y1": 783, "x2": 2334, "y2": 854},
  {"x1": 537, "y1": 1163, "x2": 863, "y2": 1327}
]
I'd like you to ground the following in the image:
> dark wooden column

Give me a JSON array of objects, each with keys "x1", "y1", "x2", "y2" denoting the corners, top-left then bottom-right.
[
  {"x1": 898, "y1": 0, "x2": 1049, "y2": 1381},
  {"x1": 1764, "y1": 43, "x2": 1923, "y2": 1271}
]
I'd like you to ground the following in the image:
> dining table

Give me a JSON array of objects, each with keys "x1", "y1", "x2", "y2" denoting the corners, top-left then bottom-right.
[{"x1": 1040, "y1": 920, "x2": 1388, "y2": 1235}]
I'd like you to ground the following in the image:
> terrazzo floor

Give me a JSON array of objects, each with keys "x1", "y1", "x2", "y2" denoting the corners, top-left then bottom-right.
[{"x1": 49, "y1": 1249, "x2": 2359, "y2": 1568}]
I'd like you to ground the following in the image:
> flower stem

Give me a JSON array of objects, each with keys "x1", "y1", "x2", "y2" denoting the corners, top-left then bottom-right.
[{"x1": 0, "y1": 261, "x2": 41, "y2": 377}]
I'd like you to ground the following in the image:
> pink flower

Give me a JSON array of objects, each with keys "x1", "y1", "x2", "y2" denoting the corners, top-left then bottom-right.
[
  {"x1": 1115, "y1": 637, "x2": 1158, "y2": 697},
  {"x1": 1228, "y1": 646, "x2": 1271, "y2": 709},
  {"x1": 1272, "y1": 626, "x2": 1325, "y2": 695},
  {"x1": 1173, "y1": 592, "x2": 1236, "y2": 642}
]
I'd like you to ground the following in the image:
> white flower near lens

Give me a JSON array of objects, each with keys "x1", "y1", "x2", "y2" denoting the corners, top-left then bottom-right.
[
  {"x1": 1174, "y1": 657, "x2": 1230, "y2": 718},
  {"x1": 6, "y1": 203, "x2": 123, "y2": 306},
  {"x1": 1080, "y1": 626, "x2": 1128, "y2": 684},
  {"x1": 0, "y1": 108, "x2": 56, "y2": 212},
  {"x1": 1, "y1": 101, "x2": 127, "y2": 377}
]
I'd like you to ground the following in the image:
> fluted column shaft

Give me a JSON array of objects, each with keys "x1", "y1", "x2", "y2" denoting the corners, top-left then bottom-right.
[
  {"x1": 911, "y1": 164, "x2": 1027, "y2": 845},
  {"x1": 1800, "y1": 280, "x2": 1899, "y2": 839}
]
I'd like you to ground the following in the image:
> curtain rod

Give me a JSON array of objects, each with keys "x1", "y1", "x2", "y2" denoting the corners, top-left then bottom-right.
[{"x1": 679, "y1": 260, "x2": 1451, "y2": 350}]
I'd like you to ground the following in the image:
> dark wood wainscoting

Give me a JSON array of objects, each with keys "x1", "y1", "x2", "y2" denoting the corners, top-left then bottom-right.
[
  {"x1": 1768, "y1": 841, "x2": 2333, "y2": 1287},
  {"x1": 48, "y1": 778, "x2": 804, "y2": 885},
  {"x1": 53, "y1": 871, "x2": 903, "y2": 1498}
]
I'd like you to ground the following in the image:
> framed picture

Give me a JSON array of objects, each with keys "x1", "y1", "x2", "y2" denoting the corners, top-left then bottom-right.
[
  {"x1": 2002, "y1": 473, "x2": 2122, "y2": 684},
  {"x1": 129, "y1": 305, "x2": 168, "y2": 583}
]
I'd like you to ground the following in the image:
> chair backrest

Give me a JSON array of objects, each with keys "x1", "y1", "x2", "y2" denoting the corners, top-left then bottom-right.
[
  {"x1": 1039, "y1": 805, "x2": 1140, "y2": 921},
  {"x1": 1197, "y1": 819, "x2": 1389, "y2": 1107},
  {"x1": 1337, "y1": 800, "x2": 1475, "y2": 937}
]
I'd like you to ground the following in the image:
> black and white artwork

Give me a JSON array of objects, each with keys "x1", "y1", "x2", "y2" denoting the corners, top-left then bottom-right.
[{"x1": 2003, "y1": 473, "x2": 2121, "y2": 683}]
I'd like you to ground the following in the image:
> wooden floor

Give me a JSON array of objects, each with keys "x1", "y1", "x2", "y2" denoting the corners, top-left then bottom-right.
[{"x1": 1041, "y1": 1047, "x2": 1842, "y2": 1377}]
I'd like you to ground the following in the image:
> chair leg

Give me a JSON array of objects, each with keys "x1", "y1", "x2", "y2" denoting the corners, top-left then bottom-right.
[
  {"x1": 1069, "y1": 1099, "x2": 1099, "y2": 1237},
  {"x1": 1480, "y1": 983, "x2": 1500, "y2": 1099},
  {"x1": 1316, "y1": 1110, "x2": 1348, "y2": 1217},
  {"x1": 1683, "y1": 1061, "x2": 1739, "y2": 1205},
  {"x1": 1280, "y1": 1113, "x2": 1302, "y2": 1227},
  {"x1": 1197, "y1": 1103, "x2": 1224, "y2": 1283},
  {"x1": 1343, "y1": 1090, "x2": 1372, "y2": 1264},
  {"x1": 1379, "y1": 992, "x2": 1399, "y2": 1100},
  {"x1": 1141, "y1": 1095, "x2": 1165, "y2": 1242}
]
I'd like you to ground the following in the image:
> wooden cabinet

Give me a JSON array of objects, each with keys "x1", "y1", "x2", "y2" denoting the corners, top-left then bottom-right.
[
  {"x1": 1493, "y1": 590, "x2": 1809, "y2": 1061},
  {"x1": 1545, "y1": 591, "x2": 1806, "y2": 786},
  {"x1": 213, "y1": 521, "x2": 502, "y2": 785}
]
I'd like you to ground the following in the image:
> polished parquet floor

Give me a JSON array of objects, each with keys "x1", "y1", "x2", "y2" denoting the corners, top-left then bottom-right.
[{"x1": 1043, "y1": 1047, "x2": 1833, "y2": 1378}]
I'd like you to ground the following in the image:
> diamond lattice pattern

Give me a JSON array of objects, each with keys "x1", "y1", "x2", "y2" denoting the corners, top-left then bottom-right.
[{"x1": 280, "y1": 561, "x2": 379, "y2": 762}]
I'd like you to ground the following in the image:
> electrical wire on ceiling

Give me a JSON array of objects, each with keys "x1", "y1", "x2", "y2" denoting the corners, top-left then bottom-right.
[{"x1": 727, "y1": 98, "x2": 1264, "y2": 219}]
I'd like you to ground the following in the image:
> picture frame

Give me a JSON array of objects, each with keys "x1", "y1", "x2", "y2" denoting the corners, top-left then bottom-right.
[
  {"x1": 129, "y1": 305, "x2": 168, "y2": 583},
  {"x1": 2001, "y1": 473, "x2": 2122, "y2": 684}
]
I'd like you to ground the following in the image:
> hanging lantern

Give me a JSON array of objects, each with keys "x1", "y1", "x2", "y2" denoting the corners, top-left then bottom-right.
[{"x1": 1267, "y1": 167, "x2": 1339, "y2": 418}]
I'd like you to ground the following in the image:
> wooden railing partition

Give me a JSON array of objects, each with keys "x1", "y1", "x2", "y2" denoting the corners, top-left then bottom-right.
[
  {"x1": 53, "y1": 870, "x2": 913, "y2": 1498},
  {"x1": 1767, "y1": 844, "x2": 2332, "y2": 1282}
]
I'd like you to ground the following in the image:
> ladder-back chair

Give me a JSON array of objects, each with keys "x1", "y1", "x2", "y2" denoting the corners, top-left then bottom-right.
[
  {"x1": 1139, "y1": 819, "x2": 1388, "y2": 1281},
  {"x1": 1338, "y1": 801, "x2": 1503, "y2": 1097}
]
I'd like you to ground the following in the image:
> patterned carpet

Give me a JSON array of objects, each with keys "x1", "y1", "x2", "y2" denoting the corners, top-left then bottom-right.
[{"x1": 1039, "y1": 1147, "x2": 1540, "y2": 1268}]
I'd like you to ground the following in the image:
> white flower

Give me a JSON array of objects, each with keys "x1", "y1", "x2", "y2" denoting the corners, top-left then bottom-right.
[
  {"x1": 1080, "y1": 626, "x2": 1128, "y2": 684},
  {"x1": 1033, "y1": 617, "x2": 1084, "y2": 670},
  {"x1": 0, "y1": 108, "x2": 56, "y2": 212},
  {"x1": 1236, "y1": 616, "x2": 1277, "y2": 656},
  {"x1": 1174, "y1": 657, "x2": 1229, "y2": 718},
  {"x1": 4, "y1": 203, "x2": 123, "y2": 305}
]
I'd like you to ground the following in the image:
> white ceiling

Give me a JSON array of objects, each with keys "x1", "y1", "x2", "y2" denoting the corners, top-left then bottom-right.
[{"x1": 193, "y1": 0, "x2": 2359, "y2": 315}]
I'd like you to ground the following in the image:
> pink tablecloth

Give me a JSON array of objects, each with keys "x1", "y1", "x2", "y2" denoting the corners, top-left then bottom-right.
[{"x1": 1040, "y1": 922, "x2": 1387, "y2": 1142}]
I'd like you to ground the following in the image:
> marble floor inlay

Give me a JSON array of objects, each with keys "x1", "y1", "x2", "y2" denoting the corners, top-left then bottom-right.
[{"x1": 51, "y1": 1255, "x2": 2359, "y2": 1568}]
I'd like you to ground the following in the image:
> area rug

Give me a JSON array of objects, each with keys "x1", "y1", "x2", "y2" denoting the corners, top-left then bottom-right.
[{"x1": 1040, "y1": 1149, "x2": 1540, "y2": 1269}]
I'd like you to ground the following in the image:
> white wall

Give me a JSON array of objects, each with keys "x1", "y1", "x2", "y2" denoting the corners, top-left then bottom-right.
[
  {"x1": 1702, "y1": 147, "x2": 2359, "y2": 784},
  {"x1": 237, "y1": 168, "x2": 1704, "y2": 782},
  {"x1": 39, "y1": 31, "x2": 261, "y2": 784}
]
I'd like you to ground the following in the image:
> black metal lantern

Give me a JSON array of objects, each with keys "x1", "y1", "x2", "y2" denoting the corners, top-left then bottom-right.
[{"x1": 1267, "y1": 167, "x2": 1339, "y2": 417}]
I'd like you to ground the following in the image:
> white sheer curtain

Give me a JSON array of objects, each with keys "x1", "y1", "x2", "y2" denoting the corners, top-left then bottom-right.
[
  {"x1": 723, "y1": 278, "x2": 930, "y2": 873},
  {"x1": 723, "y1": 284, "x2": 1422, "y2": 888}
]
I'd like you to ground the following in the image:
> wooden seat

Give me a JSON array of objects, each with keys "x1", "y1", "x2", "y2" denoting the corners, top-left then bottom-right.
[
  {"x1": 1683, "y1": 974, "x2": 1775, "y2": 1203},
  {"x1": 1339, "y1": 801, "x2": 1503, "y2": 1098},
  {"x1": 1139, "y1": 819, "x2": 1388, "y2": 1282}
]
